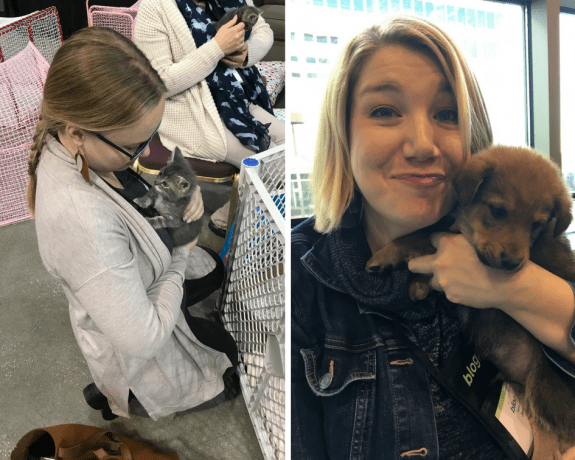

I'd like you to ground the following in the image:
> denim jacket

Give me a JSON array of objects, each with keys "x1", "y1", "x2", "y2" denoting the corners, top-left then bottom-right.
[{"x1": 291, "y1": 216, "x2": 575, "y2": 460}]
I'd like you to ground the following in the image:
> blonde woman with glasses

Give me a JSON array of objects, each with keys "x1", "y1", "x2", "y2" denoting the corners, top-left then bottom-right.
[
  {"x1": 27, "y1": 27, "x2": 239, "y2": 421},
  {"x1": 291, "y1": 17, "x2": 575, "y2": 459}
]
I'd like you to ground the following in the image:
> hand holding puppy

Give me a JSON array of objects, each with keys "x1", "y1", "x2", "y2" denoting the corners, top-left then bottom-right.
[{"x1": 408, "y1": 232, "x2": 515, "y2": 309}]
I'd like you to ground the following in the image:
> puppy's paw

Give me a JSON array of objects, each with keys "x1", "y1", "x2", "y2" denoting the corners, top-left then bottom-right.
[
  {"x1": 408, "y1": 274, "x2": 432, "y2": 300},
  {"x1": 366, "y1": 243, "x2": 407, "y2": 273},
  {"x1": 366, "y1": 231, "x2": 435, "y2": 273}
]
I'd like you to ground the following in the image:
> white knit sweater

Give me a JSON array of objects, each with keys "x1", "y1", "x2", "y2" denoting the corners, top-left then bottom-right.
[{"x1": 134, "y1": 0, "x2": 274, "y2": 162}]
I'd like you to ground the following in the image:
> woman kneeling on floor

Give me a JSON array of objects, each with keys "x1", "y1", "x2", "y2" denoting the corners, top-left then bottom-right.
[{"x1": 27, "y1": 26, "x2": 239, "y2": 421}]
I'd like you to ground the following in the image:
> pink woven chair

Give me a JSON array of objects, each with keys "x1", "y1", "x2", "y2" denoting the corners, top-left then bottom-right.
[
  {"x1": 86, "y1": 0, "x2": 143, "y2": 41},
  {"x1": 0, "y1": 7, "x2": 63, "y2": 63},
  {"x1": 0, "y1": 43, "x2": 50, "y2": 227}
]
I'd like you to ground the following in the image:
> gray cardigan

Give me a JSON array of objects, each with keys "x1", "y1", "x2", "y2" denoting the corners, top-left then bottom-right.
[{"x1": 34, "y1": 135, "x2": 231, "y2": 419}]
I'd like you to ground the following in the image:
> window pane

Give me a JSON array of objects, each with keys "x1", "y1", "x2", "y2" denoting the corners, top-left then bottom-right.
[
  {"x1": 288, "y1": 0, "x2": 527, "y2": 218},
  {"x1": 560, "y1": 12, "x2": 575, "y2": 192}
]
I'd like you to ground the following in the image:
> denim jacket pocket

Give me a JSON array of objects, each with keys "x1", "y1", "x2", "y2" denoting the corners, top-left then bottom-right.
[{"x1": 301, "y1": 344, "x2": 377, "y2": 396}]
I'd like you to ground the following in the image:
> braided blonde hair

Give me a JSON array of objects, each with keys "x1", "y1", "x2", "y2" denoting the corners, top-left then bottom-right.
[
  {"x1": 27, "y1": 110, "x2": 61, "y2": 215},
  {"x1": 27, "y1": 26, "x2": 167, "y2": 216}
]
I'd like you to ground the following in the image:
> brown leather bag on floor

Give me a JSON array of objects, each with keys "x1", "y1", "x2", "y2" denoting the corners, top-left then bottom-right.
[{"x1": 11, "y1": 424, "x2": 180, "y2": 460}]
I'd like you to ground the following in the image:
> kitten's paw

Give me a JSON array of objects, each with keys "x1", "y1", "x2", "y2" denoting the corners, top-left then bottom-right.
[
  {"x1": 134, "y1": 196, "x2": 151, "y2": 208},
  {"x1": 146, "y1": 216, "x2": 166, "y2": 229}
]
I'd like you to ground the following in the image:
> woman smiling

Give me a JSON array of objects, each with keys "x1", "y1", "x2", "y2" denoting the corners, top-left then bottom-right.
[{"x1": 292, "y1": 17, "x2": 575, "y2": 459}]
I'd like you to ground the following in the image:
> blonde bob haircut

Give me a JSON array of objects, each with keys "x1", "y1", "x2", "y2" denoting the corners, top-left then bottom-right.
[
  {"x1": 27, "y1": 26, "x2": 167, "y2": 216},
  {"x1": 312, "y1": 16, "x2": 493, "y2": 233}
]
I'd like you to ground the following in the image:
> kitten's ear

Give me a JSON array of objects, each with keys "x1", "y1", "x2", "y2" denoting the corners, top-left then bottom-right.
[
  {"x1": 176, "y1": 175, "x2": 190, "y2": 191},
  {"x1": 171, "y1": 147, "x2": 184, "y2": 163}
]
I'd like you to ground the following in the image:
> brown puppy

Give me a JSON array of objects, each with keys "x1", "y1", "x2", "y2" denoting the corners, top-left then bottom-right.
[{"x1": 367, "y1": 145, "x2": 575, "y2": 441}]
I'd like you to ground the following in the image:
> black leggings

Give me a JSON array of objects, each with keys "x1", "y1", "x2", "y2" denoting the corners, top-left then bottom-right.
[
  {"x1": 182, "y1": 311, "x2": 239, "y2": 369},
  {"x1": 180, "y1": 246, "x2": 238, "y2": 368},
  {"x1": 128, "y1": 247, "x2": 238, "y2": 408}
]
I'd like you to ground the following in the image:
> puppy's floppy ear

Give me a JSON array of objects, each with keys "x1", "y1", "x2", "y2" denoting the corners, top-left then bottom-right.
[
  {"x1": 552, "y1": 188, "x2": 573, "y2": 237},
  {"x1": 453, "y1": 156, "x2": 493, "y2": 205}
]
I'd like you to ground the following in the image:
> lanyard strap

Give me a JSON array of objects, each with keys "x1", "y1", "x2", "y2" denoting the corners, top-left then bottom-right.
[{"x1": 391, "y1": 315, "x2": 530, "y2": 460}]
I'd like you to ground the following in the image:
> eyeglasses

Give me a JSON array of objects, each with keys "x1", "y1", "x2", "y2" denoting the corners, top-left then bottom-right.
[{"x1": 93, "y1": 123, "x2": 161, "y2": 160}]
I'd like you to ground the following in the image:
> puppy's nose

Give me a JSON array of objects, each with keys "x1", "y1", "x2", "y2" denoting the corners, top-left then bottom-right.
[{"x1": 501, "y1": 256, "x2": 522, "y2": 271}]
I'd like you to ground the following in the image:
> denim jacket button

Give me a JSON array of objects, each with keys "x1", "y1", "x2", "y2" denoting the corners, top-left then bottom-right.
[{"x1": 319, "y1": 373, "x2": 333, "y2": 389}]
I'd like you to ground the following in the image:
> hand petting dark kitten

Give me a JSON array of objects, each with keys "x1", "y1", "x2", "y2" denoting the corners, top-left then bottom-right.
[{"x1": 213, "y1": 5, "x2": 262, "y2": 34}]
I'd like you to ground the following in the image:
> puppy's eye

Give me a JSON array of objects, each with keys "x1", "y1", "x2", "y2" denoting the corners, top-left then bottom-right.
[{"x1": 489, "y1": 204, "x2": 507, "y2": 220}]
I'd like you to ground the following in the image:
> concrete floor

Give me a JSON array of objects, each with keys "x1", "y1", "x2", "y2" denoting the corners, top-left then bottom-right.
[{"x1": 0, "y1": 180, "x2": 265, "y2": 460}]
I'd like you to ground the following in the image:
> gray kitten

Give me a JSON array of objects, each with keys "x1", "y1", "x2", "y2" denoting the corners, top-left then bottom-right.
[
  {"x1": 213, "y1": 5, "x2": 262, "y2": 34},
  {"x1": 134, "y1": 147, "x2": 202, "y2": 247}
]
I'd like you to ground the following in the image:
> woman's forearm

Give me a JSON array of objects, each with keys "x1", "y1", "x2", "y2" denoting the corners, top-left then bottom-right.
[
  {"x1": 139, "y1": 35, "x2": 224, "y2": 98},
  {"x1": 409, "y1": 233, "x2": 575, "y2": 364},
  {"x1": 499, "y1": 261, "x2": 575, "y2": 365}
]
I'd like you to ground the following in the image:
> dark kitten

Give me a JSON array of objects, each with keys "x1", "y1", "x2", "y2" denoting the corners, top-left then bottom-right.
[
  {"x1": 213, "y1": 5, "x2": 262, "y2": 35},
  {"x1": 134, "y1": 147, "x2": 202, "y2": 247}
]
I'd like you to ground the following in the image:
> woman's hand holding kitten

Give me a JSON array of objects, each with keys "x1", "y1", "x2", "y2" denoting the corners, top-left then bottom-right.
[
  {"x1": 184, "y1": 185, "x2": 203, "y2": 223},
  {"x1": 222, "y1": 43, "x2": 248, "y2": 68},
  {"x1": 182, "y1": 185, "x2": 202, "y2": 250},
  {"x1": 214, "y1": 15, "x2": 245, "y2": 56}
]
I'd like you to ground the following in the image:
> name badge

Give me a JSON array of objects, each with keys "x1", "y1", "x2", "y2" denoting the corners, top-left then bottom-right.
[
  {"x1": 441, "y1": 334, "x2": 533, "y2": 460},
  {"x1": 232, "y1": 69, "x2": 244, "y2": 85}
]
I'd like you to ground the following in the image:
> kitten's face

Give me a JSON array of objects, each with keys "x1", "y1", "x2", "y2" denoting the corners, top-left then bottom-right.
[
  {"x1": 155, "y1": 173, "x2": 191, "y2": 198},
  {"x1": 240, "y1": 7, "x2": 261, "y2": 28},
  {"x1": 154, "y1": 147, "x2": 197, "y2": 198}
]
